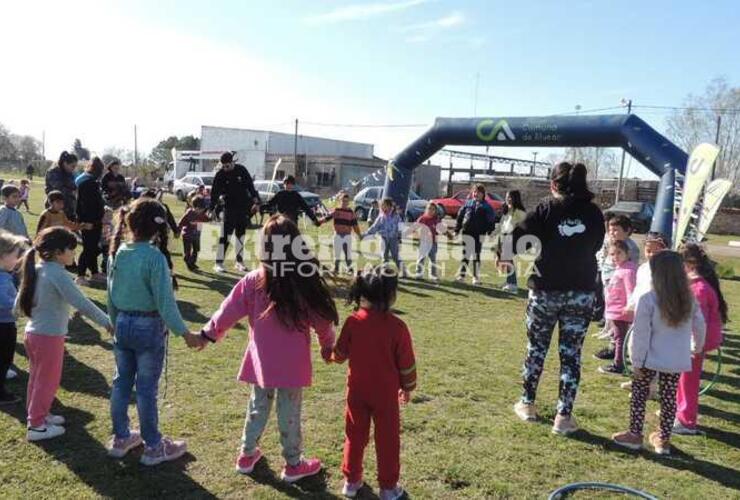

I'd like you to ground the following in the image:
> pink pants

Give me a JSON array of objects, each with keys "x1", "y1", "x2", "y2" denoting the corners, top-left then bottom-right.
[
  {"x1": 676, "y1": 354, "x2": 704, "y2": 429},
  {"x1": 25, "y1": 333, "x2": 65, "y2": 428}
]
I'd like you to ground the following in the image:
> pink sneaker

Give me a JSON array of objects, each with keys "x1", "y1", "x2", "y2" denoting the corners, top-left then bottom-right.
[
  {"x1": 235, "y1": 448, "x2": 263, "y2": 474},
  {"x1": 281, "y1": 457, "x2": 322, "y2": 483},
  {"x1": 139, "y1": 437, "x2": 187, "y2": 466},
  {"x1": 107, "y1": 431, "x2": 143, "y2": 458}
]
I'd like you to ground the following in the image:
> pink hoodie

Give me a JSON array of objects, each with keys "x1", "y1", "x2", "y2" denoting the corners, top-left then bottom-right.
[
  {"x1": 605, "y1": 260, "x2": 637, "y2": 322},
  {"x1": 202, "y1": 269, "x2": 336, "y2": 388},
  {"x1": 690, "y1": 276, "x2": 723, "y2": 352}
]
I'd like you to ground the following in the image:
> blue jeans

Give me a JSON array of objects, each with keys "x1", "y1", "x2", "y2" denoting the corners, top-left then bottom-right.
[{"x1": 110, "y1": 313, "x2": 167, "y2": 447}]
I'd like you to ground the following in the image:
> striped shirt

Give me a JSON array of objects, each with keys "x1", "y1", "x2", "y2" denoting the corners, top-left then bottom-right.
[{"x1": 325, "y1": 207, "x2": 359, "y2": 235}]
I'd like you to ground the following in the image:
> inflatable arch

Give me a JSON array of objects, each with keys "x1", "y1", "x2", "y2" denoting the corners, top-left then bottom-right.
[{"x1": 382, "y1": 115, "x2": 688, "y2": 237}]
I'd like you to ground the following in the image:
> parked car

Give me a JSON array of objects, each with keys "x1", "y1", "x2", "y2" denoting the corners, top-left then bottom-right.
[
  {"x1": 605, "y1": 201, "x2": 655, "y2": 233},
  {"x1": 431, "y1": 189, "x2": 505, "y2": 219},
  {"x1": 353, "y1": 186, "x2": 427, "y2": 222},
  {"x1": 253, "y1": 180, "x2": 323, "y2": 213},
  {"x1": 173, "y1": 172, "x2": 215, "y2": 201}
]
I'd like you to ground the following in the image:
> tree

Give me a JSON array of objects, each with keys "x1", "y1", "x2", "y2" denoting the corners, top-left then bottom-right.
[
  {"x1": 12, "y1": 135, "x2": 43, "y2": 163},
  {"x1": 102, "y1": 146, "x2": 134, "y2": 166},
  {"x1": 72, "y1": 138, "x2": 91, "y2": 161},
  {"x1": 0, "y1": 123, "x2": 17, "y2": 162},
  {"x1": 667, "y1": 77, "x2": 740, "y2": 188},
  {"x1": 564, "y1": 147, "x2": 618, "y2": 180},
  {"x1": 149, "y1": 135, "x2": 201, "y2": 165}
]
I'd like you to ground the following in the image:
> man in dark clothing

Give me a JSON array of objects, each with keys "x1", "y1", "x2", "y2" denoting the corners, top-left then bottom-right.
[
  {"x1": 25, "y1": 164, "x2": 34, "y2": 181},
  {"x1": 264, "y1": 175, "x2": 321, "y2": 226},
  {"x1": 210, "y1": 151, "x2": 260, "y2": 273},
  {"x1": 75, "y1": 159, "x2": 106, "y2": 283}
]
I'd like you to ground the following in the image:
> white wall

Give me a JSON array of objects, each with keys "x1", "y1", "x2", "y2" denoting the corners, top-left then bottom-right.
[
  {"x1": 200, "y1": 126, "x2": 269, "y2": 180},
  {"x1": 267, "y1": 131, "x2": 373, "y2": 159}
]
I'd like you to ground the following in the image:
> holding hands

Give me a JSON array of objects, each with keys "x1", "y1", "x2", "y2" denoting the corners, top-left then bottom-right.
[
  {"x1": 398, "y1": 389, "x2": 411, "y2": 405},
  {"x1": 184, "y1": 331, "x2": 207, "y2": 350},
  {"x1": 320, "y1": 345, "x2": 334, "y2": 364}
]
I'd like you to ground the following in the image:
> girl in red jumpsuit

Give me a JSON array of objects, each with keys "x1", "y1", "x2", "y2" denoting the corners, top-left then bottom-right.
[{"x1": 333, "y1": 265, "x2": 417, "y2": 500}]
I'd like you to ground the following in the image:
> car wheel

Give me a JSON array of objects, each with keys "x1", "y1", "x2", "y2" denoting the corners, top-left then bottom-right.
[
  {"x1": 355, "y1": 207, "x2": 367, "y2": 221},
  {"x1": 176, "y1": 190, "x2": 185, "y2": 201}
]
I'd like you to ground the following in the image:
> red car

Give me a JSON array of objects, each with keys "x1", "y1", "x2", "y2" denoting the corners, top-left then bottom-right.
[{"x1": 432, "y1": 189, "x2": 504, "y2": 218}]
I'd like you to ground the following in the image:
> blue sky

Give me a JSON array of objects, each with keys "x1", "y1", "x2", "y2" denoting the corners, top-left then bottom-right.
[{"x1": 3, "y1": 0, "x2": 739, "y2": 178}]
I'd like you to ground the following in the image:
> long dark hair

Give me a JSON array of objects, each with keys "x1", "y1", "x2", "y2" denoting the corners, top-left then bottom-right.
[
  {"x1": 109, "y1": 198, "x2": 170, "y2": 259},
  {"x1": 57, "y1": 151, "x2": 78, "y2": 170},
  {"x1": 18, "y1": 227, "x2": 78, "y2": 318},
  {"x1": 258, "y1": 214, "x2": 338, "y2": 328},
  {"x1": 87, "y1": 157, "x2": 105, "y2": 178},
  {"x1": 503, "y1": 190, "x2": 525, "y2": 215},
  {"x1": 680, "y1": 243, "x2": 729, "y2": 323},
  {"x1": 651, "y1": 251, "x2": 693, "y2": 327},
  {"x1": 551, "y1": 162, "x2": 594, "y2": 203},
  {"x1": 347, "y1": 264, "x2": 398, "y2": 312}
]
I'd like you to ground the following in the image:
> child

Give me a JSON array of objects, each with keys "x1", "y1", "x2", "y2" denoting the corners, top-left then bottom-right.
[
  {"x1": 99, "y1": 206, "x2": 114, "y2": 275},
  {"x1": 320, "y1": 192, "x2": 361, "y2": 274},
  {"x1": 0, "y1": 232, "x2": 28, "y2": 404},
  {"x1": 106, "y1": 198, "x2": 200, "y2": 464},
  {"x1": 18, "y1": 180, "x2": 30, "y2": 212},
  {"x1": 177, "y1": 195, "x2": 210, "y2": 271},
  {"x1": 413, "y1": 203, "x2": 449, "y2": 281},
  {"x1": 367, "y1": 200, "x2": 380, "y2": 225},
  {"x1": 608, "y1": 215, "x2": 640, "y2": 264},
  {"x1": 333, "y1": 265, "x2": 416, "y2": 499},
  {"x1": 674, "y1": 243, "x2": 728, "y2": 435},
  {"x1": 198, "y1": 214, "x2": 338, "y2": 482},
  {"x1": 363, "y1": 198, "x2": 404, "y2": 276},
  {"x1": 612, "y1": 251, "x2": 705, "y2": 455},
  {"x1": 593, "y1": 211, "x2": 615, "y2": 329},
  {"x1": 0, "y1": 185, "x2": 29, "y2": 239},
  {"x1": 597, "y1": 240, "x2": 637, "y2": 375},
  {"x1": 454, "y1": 184, "x2": 496, "y2": 286},
  {"x1": 37, "y1": 191, "x2": 90, "y2": 234},
  {"x1": 16, "y1": 227, "x2": 112, "y2": 440},
  {"x1": 494, "y1": 190, "x2": 526, "y2": 292}
]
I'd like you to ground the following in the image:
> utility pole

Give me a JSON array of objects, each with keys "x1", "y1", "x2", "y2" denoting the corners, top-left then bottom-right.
[
  {"x1": 134, "y1": 124, "x2": 139, "y2": 168},
  {"x1": 615, "y1": 99, "x2": 632, "y2": 202},
  {"x1": 711, "y1": 114, "x2": 722, "y2": 180},
  {"x1": 473, "y1": 72, "x2": 480, "y2": 116},
  {"x1": 531, "y1": 151, "x2": 538, "y2": 176},
  {"x1": 293, "y1": 118, "x2": 298, "y2": 178},
  {"x1": 41, "y1": 130, "x2": 45, "y2": 159}
]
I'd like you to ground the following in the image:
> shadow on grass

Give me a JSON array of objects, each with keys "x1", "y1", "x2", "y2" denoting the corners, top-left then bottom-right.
[
  {"x1": 699, "y1": 404, "x2": 740, "y2": 424},
  {"x1": 568, "y1": 429, "x2": 740, "y2": 490},
  {"x1": 176, "y1": 300, "x2": 210, "y2": 325},
  {"x1": 398, "y1": 278, "x2": 467, "y2": 297},
  {"x1": 177, "y1": 272, "x2": 239, "y2": 297},
  {"x1": 249, "y1": 457, "x2": 342, "y2": 499},
  {"x1": 439, "y1": 280, "x2": 518, "y2": 300},
  {"x1": 66, "y1": 305, "x2": 113, "y2": 352}
]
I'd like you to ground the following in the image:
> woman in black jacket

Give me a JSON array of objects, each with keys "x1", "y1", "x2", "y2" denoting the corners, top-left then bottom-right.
[
  {"x1": 75, "y1": 157, "x2": 106, "y2": 284},
  {"x1": 512, "y1": 162, "x2": 605, "y2": 435},
  {"x1": 45, "y1": 151, "x2": 78, "y2": 220}
]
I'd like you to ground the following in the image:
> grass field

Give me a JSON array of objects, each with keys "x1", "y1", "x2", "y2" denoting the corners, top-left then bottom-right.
[{"x1": 1, "y1": 176, "x2": 739, "y2": 499}]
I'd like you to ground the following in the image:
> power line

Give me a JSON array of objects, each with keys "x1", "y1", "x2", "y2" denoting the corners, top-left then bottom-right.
[
  {"x1": 548, "y1": 105, "x2": 625, "y2": 116},
  {"x1": 633, "y1": 104, "x2": 740, "y2": 114},
  {"x1": 301, "y1": 121, "x2": 428, "y2": 128}
]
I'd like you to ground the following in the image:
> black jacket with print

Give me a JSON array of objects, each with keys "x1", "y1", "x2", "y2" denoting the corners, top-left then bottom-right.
[
  {"x1": 514, "y1": 197, "x2": 605, "y2": 292},
  {"x1": 210, "y1": 164, "x2": 259, "y2": 213}
]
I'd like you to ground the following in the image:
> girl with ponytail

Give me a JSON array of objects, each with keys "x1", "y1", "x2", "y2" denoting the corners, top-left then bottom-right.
[
  {"x1": 513, "y1": 161, "x2": 605, "y2": 434},
  {"x1": 16, "y1": 227, "x2": 111, "y2": 442},
  {"x1": 106, "y1": 197, "x2": 197, "y2": 464}
]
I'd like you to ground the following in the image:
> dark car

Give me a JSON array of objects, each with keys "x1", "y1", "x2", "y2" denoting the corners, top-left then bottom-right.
[{"x1": 605, "y1": 201, "x2": 655, "y2": 233}]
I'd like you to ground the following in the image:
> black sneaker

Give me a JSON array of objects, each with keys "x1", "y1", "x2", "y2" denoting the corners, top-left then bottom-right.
[
  {"x1": 598, "y1": 364, "x2": 625, "y2": 376},
  {"x1": 0, "y1": 391, "x2": 20, "y2": 405},
  {"x1": 593, "y1": 347, "x2": 615, "y2": 360}
]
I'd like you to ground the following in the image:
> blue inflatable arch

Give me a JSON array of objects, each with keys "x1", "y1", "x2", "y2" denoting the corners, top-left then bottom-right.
[{"x1": 382, "y1": 114, "x2": 688, "y2": 237}]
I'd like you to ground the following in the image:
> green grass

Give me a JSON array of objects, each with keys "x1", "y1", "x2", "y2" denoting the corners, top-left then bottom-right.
[{"x1": 1, "y1": 175, "x2": 739, "y2": 499}]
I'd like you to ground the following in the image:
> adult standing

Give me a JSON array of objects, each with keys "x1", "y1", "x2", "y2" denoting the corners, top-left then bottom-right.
[
  {"x1": 75, "y1": 157, "x2": 106, "y2": 284},
  {"x1": 512, "y1": 162, "x2": 605, "y2": 434},
  {"x1": 25, "y1": 163, "x2": 34, "y2": 181},
  {"x1": 494, "y1": 190, "x2": 527, "y2": 293},
  {"x1": 454, "y1": 184, "x2": 496, "y2": 285},
  {"x1": 45, "y1": 151, "x2": 78, "y2": 220},
  {"x1": 100, "y1": 159, "x2": 128, "y2": 207},
  {"x1": 210, "y1": 151, "x2": 260, "y2": 273}
]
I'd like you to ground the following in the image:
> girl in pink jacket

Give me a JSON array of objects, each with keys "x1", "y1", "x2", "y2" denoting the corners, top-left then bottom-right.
[
  {"x1": 598, "y1": 240, "x2": 637, "y2": 376},
  {"x1": 674, "y1": 243, "x2": 728, "y2": 434},
  {"x1": 199, "y1": 214, "x2": 339, "y2": 483}
]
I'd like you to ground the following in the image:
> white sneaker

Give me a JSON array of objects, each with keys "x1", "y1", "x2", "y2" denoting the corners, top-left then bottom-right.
[
  {"x1": 27, "y1": 424, "x2": 65, "y2": 442},
  {"x1": 342, "y1": 480, "x2": 364, "y2": 498},
  {"x1": 213, "y1": 264, "x2": 226, "y2": 273},
  {"x1": 430, "y1": 275, "x2": 439, "y2": 283},
  {"x1": 140, "y1": 437, "x2": 187, "y2": 466},
  {"x1": 472, "y1": 277, "x2": 481, "y2": 286},
  {"x1": 379, "y1": 486, "x2": 405, "y2": 500},
  {"x1": 45, "y1": 414, "x2": 65, "y2": 425},
  {"x1": 673, "y1": 420, "x2": 702, "y2": 436},
  {"x1": 513, "y1": 401, "x2": 537, "y2": 421},
  {"x1": 5, "y1": 368, "x2": 17, "y2": 380},
  {"x1": 235, "y1": 262, "x2": 247, "y2": 273},
  {"x1": 502, "y1": 284, "x2": 518, "y2": 293},
  {"x1": 455, "y1": 275, "x2": 464, "y2": 282}
]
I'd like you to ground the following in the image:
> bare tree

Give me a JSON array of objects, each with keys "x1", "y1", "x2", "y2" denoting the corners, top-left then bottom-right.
[
  {"x1": 564, "y1": 147, "x2": 618, "y2": 179},
  {"x1": 667, "y1": 77, "x2": 740, "y2": 188}
]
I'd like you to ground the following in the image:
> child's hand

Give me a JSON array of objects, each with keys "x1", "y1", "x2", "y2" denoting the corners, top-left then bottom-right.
[
  {"x1": 184, "y1": 332, "x2": 206, "y2": 350},
  {"x1": 320, "y1": 346, "x2": 333, "y2": 363},
  {"x1": 398, "y1": 389, "x2": 411, "y2": 405}
]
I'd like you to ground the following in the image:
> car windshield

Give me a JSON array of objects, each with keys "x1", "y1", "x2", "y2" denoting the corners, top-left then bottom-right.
[
  {"x1": 200, "y1": 177, "x2": 214, "y2": 186},
  {"x1": 613, "y1": 202, "x2": 643, "y2": 212}
]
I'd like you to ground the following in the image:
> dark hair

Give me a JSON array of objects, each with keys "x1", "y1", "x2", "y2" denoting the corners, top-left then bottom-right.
[
  {"x1": 603, "y1": 211, "x2": 615, "y2": 223},
  {"x1": 47, "y1": 191, "x2": 65, "y2": 204},
  {"x1": 220, "y1": 151, "x2": 234, "y2": 164},
  {"x1": 1, "y1": 185, "x2": 20, "y2": 198},
  {"x1": 646, "y1": 231, "x2": 671, "y2": 249},
  {"x1": 141, "y1": 189, "x2": 158, "y2": 199},
  {"x1": 609, "y1": 214, "x2": 633, "y2": 233},
  {"x1": 651, "y1": 251, "x2": 693, "y2": 327},
  {"x1": 18, "y1": 227, "x2": 77, "y2": 318},
  {"x1": 347, "y1": 264, "x2": 398, "y2": 312},
  {"x1": 474, "y1": 184, "x2": 486, "y2": 195},
  {"x1": 109, "y1": 198, "x2": 170, "y2": 262},
  {"x1": 190, "y1": 195, "x2": 206, "y2": 209},
  {"x1": 86, "y1": 157, "x2": 105, "y2": 178},
  {"x1": 106, "y1": 158, "x2": 121, "y2": 170},
  {"x1": 609, "y1": 239, "x2": 629, "y2": 255},
  {"x1": 58, "y1": 151, "x2": 78, "y2": 168},
  {"x1": 284, "y1": 175, "x2": 296, "y2": 185},
  {"x1": 503, "y1": 190, "x2": 525, "y2": 214},
  {"x1": 381, "y1": 197, "x2": 393, "y2": 209},
  {"x1": 680, "y1": 243, "x2": 729, "y2": 323},
  {"x1": 551, "y1": 162, "x2": 594, "y2": 202},
  {"x1": 258, "y1": 214, "x2": 339, "y2": 328}
]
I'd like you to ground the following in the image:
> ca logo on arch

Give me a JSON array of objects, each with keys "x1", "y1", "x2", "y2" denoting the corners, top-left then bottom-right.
[{"x1": 476, "y1": 119, "x2": 516, "y2": 142}]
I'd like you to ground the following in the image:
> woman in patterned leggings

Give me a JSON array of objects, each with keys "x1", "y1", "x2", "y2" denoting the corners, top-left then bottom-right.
[{"x1": 612, "y1": 251, "x2": 705, "y2": 455}]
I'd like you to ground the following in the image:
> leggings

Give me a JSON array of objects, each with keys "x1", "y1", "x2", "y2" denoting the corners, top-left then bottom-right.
[
  {"x1": 630, "y1": 369, "x2": 680, "y2": 441},
  {"x1": 78, "y1": 225, "x2": 102, "y2": 276},
  {"x1": 459, "y1": 233, "x2": 483, "y2": 278},
  {"x1": 0, "y1": 322, "x2": 17, "y2": 395}
]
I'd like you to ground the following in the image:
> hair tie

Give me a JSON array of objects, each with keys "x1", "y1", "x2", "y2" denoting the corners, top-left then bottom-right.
[{"x1": 154, "y1": 216, "x2": 166, "y2": 225}]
